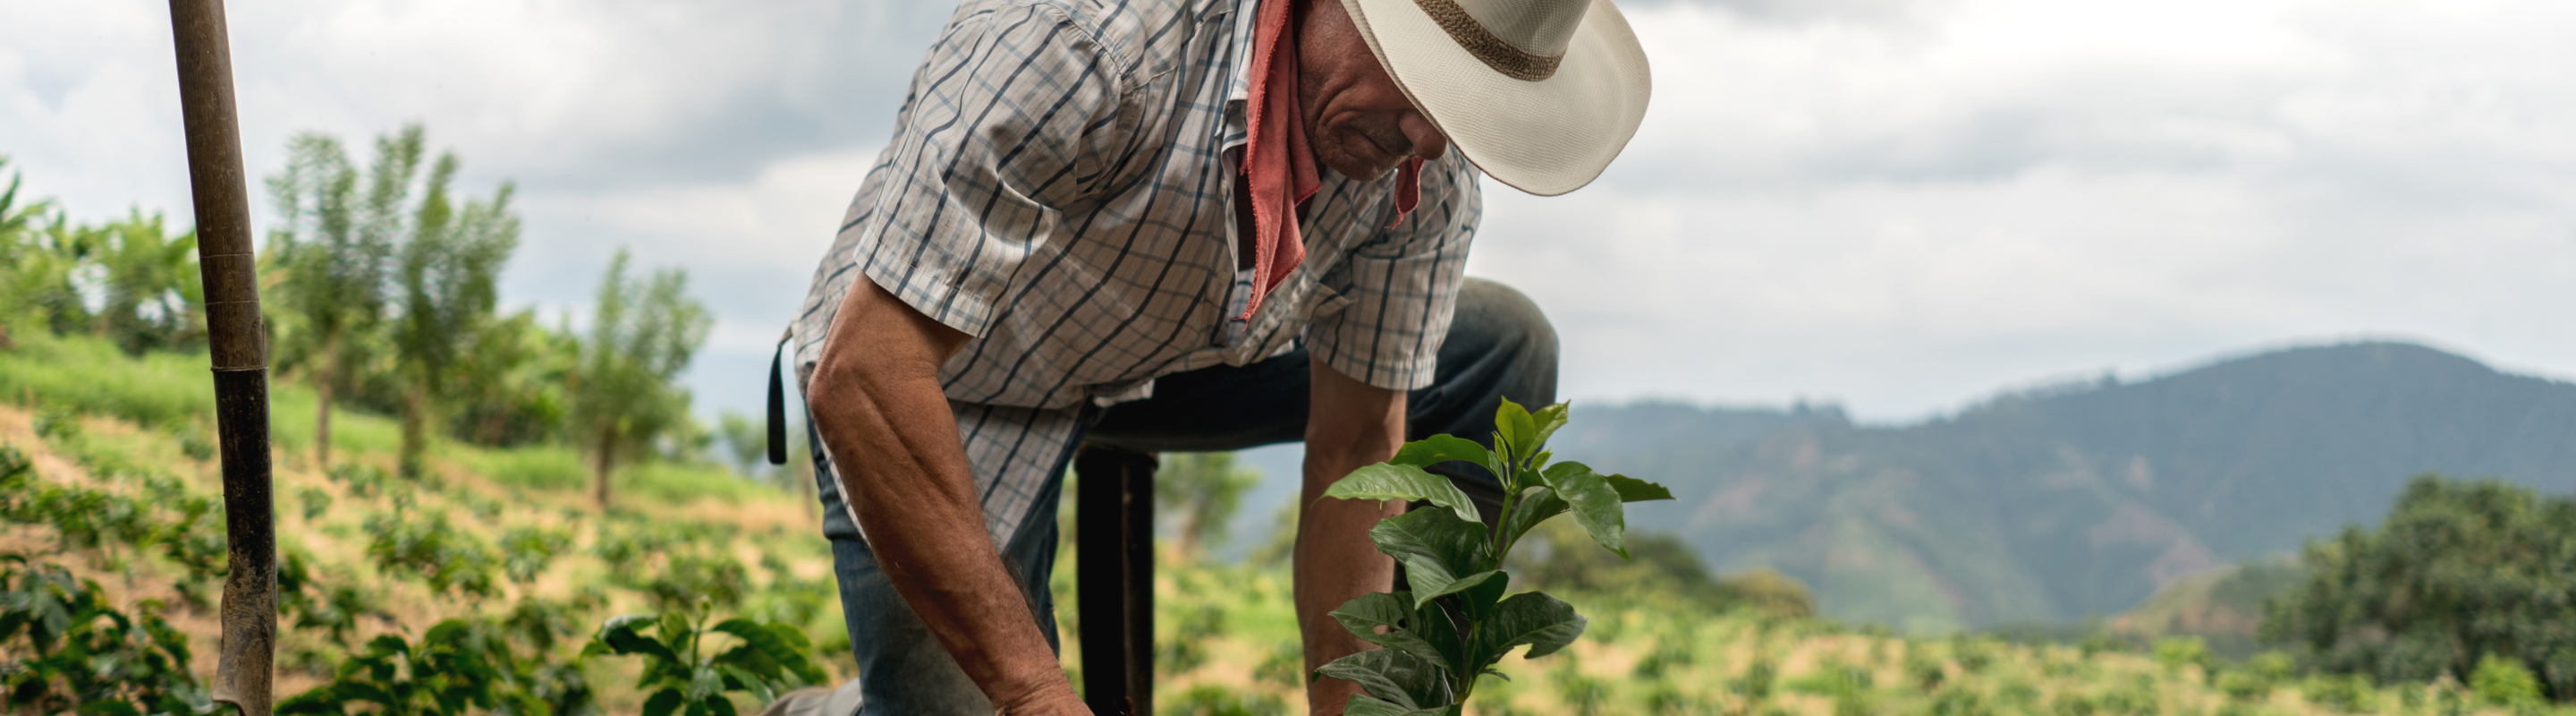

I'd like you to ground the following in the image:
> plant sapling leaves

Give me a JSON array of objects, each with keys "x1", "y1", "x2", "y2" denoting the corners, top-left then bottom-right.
[
  {"x1": 1495, "y1": 399, "x2": 1537, "y2": 460},
  {"x1": 1475, "y1": 592, "x2": 1588, "y2": 661},
  {"x1": 1498, "y1": 487, "x2": 1568, "y2": 551},
  {"x1": 1405, "y1": 567, "x2": 1504, "y2": 609},
  {"x1": 1327, "y1": 464, "x2": 1480, "y2": 524},
  {"x1": 1368, "y1": 508, "x2": 1494, "y2": 577},
  {"x1": 1605, "y1": 473, "x2": 1674, "y2": 503},
  {"x1": 1331, "y1": 592, "x2": 1448, "y2": 667},
  {"x1": 1539, "y1": 461, "x2": 1631, "y2": 559},
  {"x1": 1387, "y1": 434, "x2": 1496, "y2": 476},
  {"x1": 1315, "y1": 648, "x2": 1453, "y2": 709},
  {"x1": 1343, "y1": 695, "x2": 1454, "y2": 716},
  {"x1": 1528, "y1": 402, "x2": 1569, "y2": 452}
]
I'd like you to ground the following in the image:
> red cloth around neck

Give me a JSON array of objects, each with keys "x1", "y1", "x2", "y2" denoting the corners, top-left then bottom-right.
[{"x1": 1240, "y1": 0, "x2": 1424, "y2": 320}]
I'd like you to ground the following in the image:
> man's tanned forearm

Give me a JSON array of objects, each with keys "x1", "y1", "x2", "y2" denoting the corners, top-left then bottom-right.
[
  {"x1": 807, "y1": 280, "x2": 1086, "y2": 715},
  {"x1": 1295, "y1": 362, "x2": 1408, "y2": 716}
]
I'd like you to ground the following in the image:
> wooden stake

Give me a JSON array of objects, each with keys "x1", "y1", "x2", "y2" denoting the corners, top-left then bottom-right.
[{"x1": 166, "y1": 1, "x2": 276, "y2": 713}]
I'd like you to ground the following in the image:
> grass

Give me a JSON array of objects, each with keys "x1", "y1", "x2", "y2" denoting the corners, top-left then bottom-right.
[{"x1": 0, "y1": 330, "x2": 216, "y2": 430}]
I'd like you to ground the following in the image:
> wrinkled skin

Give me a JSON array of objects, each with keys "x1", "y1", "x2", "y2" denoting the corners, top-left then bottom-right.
[{"x1": 1299, "y1": 0, "x2": 1451, "y2": 180}]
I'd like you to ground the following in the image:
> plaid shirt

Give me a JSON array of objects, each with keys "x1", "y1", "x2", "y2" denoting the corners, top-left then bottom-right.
[{"x1": 792, "y1": 0, "x2": 1481, "y2": 545}]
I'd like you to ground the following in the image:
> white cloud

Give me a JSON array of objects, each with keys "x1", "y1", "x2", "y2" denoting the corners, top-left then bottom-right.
[
  {"x1": 8, "y1": 0, "x2": 2576, "y2": 421},
  {"x1": 1466, "y1": 0, "x2": 2576, "y2": 418}
]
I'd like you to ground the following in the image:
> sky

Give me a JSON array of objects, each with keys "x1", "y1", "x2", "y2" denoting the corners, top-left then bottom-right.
[{"x1": 6, "y1": 0, "x2": 2574, "y2": 424}]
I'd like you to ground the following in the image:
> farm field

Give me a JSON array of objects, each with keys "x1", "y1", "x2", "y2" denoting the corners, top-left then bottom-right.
[{"x1": 3, "y1": 330, "x2": 2568, "y2": 715}]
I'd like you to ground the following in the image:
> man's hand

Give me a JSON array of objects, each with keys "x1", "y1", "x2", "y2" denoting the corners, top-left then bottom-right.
[
  {"x1": 1294, "y1": 361, "x2": 1409, "y2": 716},
  {"x1": 807, "y1": 279, "x2": 1089, "y2": 716}
]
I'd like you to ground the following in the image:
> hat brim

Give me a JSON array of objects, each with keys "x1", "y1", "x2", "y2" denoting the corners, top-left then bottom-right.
[{"x1": 1339, "y1": 0, "x2": 1651, "y2": 196}]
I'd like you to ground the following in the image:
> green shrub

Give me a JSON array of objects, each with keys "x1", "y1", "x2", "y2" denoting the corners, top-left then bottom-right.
[
  {"x1": 364, "y1": 508, "x2": 502, "y2": 601},
  {"x1": 0, "y1": 554, "x2": 213, "y2": 714},
  {"x1": 2473, "y1": 653, "x2": 2545, "y2": 707},
  {"x1": 2302, "y1": 672, "x2": 2376, "y2": 713},
  {"x1": 582, "y1": 611, "x2": 827, "y2": 716},
  {"x1": 278, "y1": 618, "x2": 593, "y2": 716}
]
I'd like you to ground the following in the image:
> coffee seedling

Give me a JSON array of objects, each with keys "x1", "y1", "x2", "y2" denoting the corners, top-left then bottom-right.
[{"x1": 1315, "y1": 399, "x2": 1673, "y2": 715}]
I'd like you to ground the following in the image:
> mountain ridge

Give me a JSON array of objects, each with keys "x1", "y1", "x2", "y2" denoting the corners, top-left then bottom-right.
[{"x1": 1555, "y1": 341, "x2": 2576, "y2": 631}]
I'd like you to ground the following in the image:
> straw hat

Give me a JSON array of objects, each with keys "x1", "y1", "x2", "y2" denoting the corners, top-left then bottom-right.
[{"x1": 1339, "y1": 0, "x2": 1651, "y2": 195}]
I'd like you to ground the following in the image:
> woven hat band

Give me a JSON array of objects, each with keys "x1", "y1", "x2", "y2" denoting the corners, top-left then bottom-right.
[{"x1": 1411, "y1": 0, "x2": 1565, "y2": 81}]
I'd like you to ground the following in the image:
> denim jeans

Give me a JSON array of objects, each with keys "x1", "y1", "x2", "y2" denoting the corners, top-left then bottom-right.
[{"x1": 809, "y1": 277, "x2": 1557, "y2": 714}]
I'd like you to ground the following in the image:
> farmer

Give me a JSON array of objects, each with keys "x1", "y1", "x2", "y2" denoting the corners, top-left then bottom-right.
[{"x1": 785, "y1": 0, "x2": 1648, "y2": 712}]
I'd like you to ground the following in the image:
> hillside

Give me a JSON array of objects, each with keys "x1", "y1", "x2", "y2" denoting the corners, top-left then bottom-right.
[
  {"x1": 1555, "y1": 341, "x2": 2576, "y2": 632},
  {"x1": 10, "y1": 331, "x2": 2574, "y2": 715}
]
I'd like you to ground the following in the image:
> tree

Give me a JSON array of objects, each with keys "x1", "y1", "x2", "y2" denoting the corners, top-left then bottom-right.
[
  {"x1": 93, "y1": 210, "x2": 202, "y2": 354},
  {"x1": 267, "y1": 131, "x2": 395, "y2": 469},
  {"x1": 0, "y1": 159, "x2": 98, "y2": 345},
  {"x1": 446, "y1": 309, "x2": 576, "y2": 448},
  {"x1": 1153, "y1": 452, "x2": 1260, "y2": 559},
  {"x1": 2261, "y1": 474, "x2": 2576, "y2": 702},
  {"x1": 715, "y1": 411, "x2": 767, "y2": 480},
  {"x1": 390, "y1": 148, "x2": 519, "y2": 479},
  {"x1": 570, "y1": 250, "x2": 709, "y2": 510}
]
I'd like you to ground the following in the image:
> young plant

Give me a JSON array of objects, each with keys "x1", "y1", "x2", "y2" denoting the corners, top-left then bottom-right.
[
  {"x1": 582, "y1": 609, "x2": 827, "y2": 716},
  {"x1": 1313, "y1": 399, "x2": 1674, "y2": 716}
]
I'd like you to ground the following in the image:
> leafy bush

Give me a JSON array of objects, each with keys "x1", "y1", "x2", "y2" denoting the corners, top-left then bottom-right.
[
  {"x1": 278, "y1": 618, "x2": 594, "y2": 716},
  {"x1": 1309, "y1": 400, "x2": 1673, "y2": 715},
  {"x1": 2473, "y1": 654, "x2": 2546, "y2": 708},
  {"x1": 2263, "y1": 475, "x2": 2576, "y2": 701},
  {"x1": 0, "y1": 553, "x2": 214, "y2": 715},
  {"x1": 364, "y1": 508, "x2": 503, "y2": 601},
  {"x1": 582, "y1": 611, "x2": 827, "y2": 716}
]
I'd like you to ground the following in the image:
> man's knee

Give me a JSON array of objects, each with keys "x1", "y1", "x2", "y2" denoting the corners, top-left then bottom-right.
[{"x1": 1453, "y1": 277, "x2": 1558, "y2": 369}]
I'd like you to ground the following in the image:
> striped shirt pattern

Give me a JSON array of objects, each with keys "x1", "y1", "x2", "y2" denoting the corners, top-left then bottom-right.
[{"x1": 792, "y1": 0, "x2": 1482, "y2": 546}]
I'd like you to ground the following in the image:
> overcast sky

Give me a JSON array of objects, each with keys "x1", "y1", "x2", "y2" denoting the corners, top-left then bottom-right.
[{"x1": 7, "y1": 0, "x2": 2573, "y2": 423}]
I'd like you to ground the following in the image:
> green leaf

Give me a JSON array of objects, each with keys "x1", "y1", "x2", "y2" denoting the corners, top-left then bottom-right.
[
  {"x1": 1539, "y1": 461, "x2": 1630, "y2": 559},
  {"x1": 1498, "y1": 487, "x2": 1568, "y2": 550},
  {"x1": 595, "y1": 614, "x2": 681, "y2": 665},
  {"x1": 1529, "y1": 402, "x2": 1570, "y2": 453},
  {"x1": 710, "y1": 618, "x2": 825, "y2": 686},
  {"x1": 1411, "y1": 598, "x2": 1469, "y2": 677},
  {"x1": 1495, "y1": 400, "x2": 1537, "y2": 461},
  {"x1": 1604, "y1": 473, "x2": 1674, "y2": 503},
  {"x1": 1327, "y1": 464, "x2": 1481, "y2": 524},
  {"x1": 1387, "y1": 435, "x2": 1495, "y2": 473},
  {"x1": 1368, "y1": 508, "x2": 1494, "y2": 579},
  {"x1": 688, "y1": 663, "x2": 724, "y2": 702},
  {"x1": 1405, "y1": 567, "x2": 1504, "y2": 609},
  {"x1": 641, "y1": 688, "x2": 686, "y2": 716},
  {"x1": 1329, "y1": 592, "x2": 1449, "y2": 668},
  {"x1": 1343, "y1": 695, "x2": 1451, "y2": 716},
  {"x1": 1475, "y1": 592, "x2": 1588, "y2": 661},
  {"x1": 718, "y1": 663, "x2": 777, "y2": 703},
  {"x1": 1314, "y1": 649, "x2": 1452, "y2": 710}
]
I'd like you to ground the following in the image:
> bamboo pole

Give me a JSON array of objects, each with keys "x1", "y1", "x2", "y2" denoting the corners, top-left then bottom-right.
[{"x1": 165, "y1": 1, "x2": 276, "y2": 713}]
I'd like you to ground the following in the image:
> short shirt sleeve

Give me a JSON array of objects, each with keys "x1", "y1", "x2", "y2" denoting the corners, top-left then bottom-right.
[
  {"x1": 1305, "y1": 152, "x2": 1484, "y2": 391},
  {"x1": 835, "y1": 1, "x2": 1136, "y2": 338}
]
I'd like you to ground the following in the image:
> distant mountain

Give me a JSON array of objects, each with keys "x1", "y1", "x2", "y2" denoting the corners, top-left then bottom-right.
[{"x1": 1555, "y1": 342, "x2": 2576, "y2": 632}]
